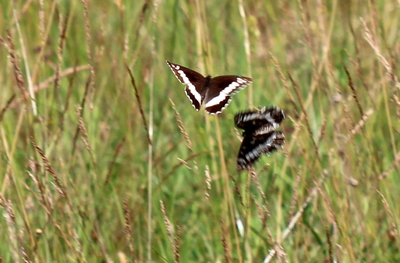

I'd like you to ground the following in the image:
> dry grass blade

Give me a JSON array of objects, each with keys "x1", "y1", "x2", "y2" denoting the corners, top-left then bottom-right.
[
  {"x1": 0, "y1": 194, "x2": 19, "y2": 262},
  {"x1": 30, "y1": 136, "x2": 68, "y2": 199},
  {"x1": 361, "y1": 18, "x2": 400, "y2": 91},
  {"x1": 20, "y1": 246, "x2": 32, "y2": 263},
  {"x1": 270, "y1": 52, "x2": 298, "y2": 114},
  {"x1": 8, "y1": 65, "x2": 90, "y2": 110},
  {"x1": 160, "y1": 152, "x2": 207, "y2": 185},
  {"x1": 343, "y1": 64, "x2": 364, "y2": 117},
  {"x1": 53, "y1": 10, "x2": 70, "y2": 94},
  {"x1": 254, "y1": 200, "x2": 270, "y2": 233},
  {"x1": 123, "y1": 198, "x2": 136, "y2": 261},
  {"x1": 0, "y1": 194, "x2": 32, "y2": 263},
  {"x1": 13, "y1": 9, "x2": 36, "y2": 115},
  {"x1": 315, "y1": 177, "x2": 342, "y2": 236},
  {"x1": 238, "y1": 0, "x2": 252, "y2": 106},
  {"x1": 75, "y1": 105, "x2": 96, "y2": 167},
  {"x1": 38, "y1": 0, "x2": 45, "y2": 42},
  {"x1": 81, "y1": 0, "x2": 95, "y2": 104},
  {"x1": 378, "y1": 151, "x2": 400, "y2": 181},
  {"x1": 160, "y1": 200, "x2": 180, "y2": 263},
  {"x1": 229, "y1": 175, "x2": 244, "y2": 207},
  {"x1": 288, "y1": 72, "x2": 320, "y2": 162},
  {"x1": 220, "y1": 219, "x2": 231, "y2": 263},
  {"x1": 5, "y1": 31, "x2": 27, "y2": 105},
  {"x1": 176, "y1": 158, "x2": 194, "y2": 171},
  {"x1": 174, "y1": 227, "x2": 181, "y2": 263},
  {"x1": 72, "y1": 228, "x2": 87, "y2": 263},
  {"x1": 58, "y1": 64, "x2": 80, "y2": 135},
  {"x1": 316, "y1": 118, "x2": 327, "y2": 148},
  {"x1": 133, "y1": 0, "x2": 151, "y2": 47},
  {"x1": 71, "y1": 75, "x2": 92, "y2": 157},
  {"x1": 253, "y1": 198, "x2": 281, "y2": 262},
  {"x1": 345, "y1": 109, "x2": 373, "y2": 145},
  {"x1": 81, "y1": 0, "x2": 92, "y2": 60},
  {"x1": 250, "y1": 168, "x2": 267, "y2": 203},
  {"x1": 326, "y1": 227, "x2": 334, "y2": 263},
  {"x1": 288, "y1": 172, "x2": 301, "y2": 220},
  {"x1": 349, "y1": 55, "x2": 376, "y2": 108},
  {"x1": 27, "y1": 171, "x2": 51, "y2": 216},
  {"x1": 170, "y1": 99, "x2": 193, "y2": 152},
  {"x1": 374, "y1": 189, "x2": 398, "y2": 242},
  {"x1": 263, "y1": 170, "x2": 328, "y2": 263},
  {"x1": 36, "y1": 65, "x2": 90, "y2": 92},
  {"x1": 274, "y1": 244, "x2": 288, "y2": 263},
  {"x1": 104, "y1": 136, "x2": 127, "y2": 186},
  {"x1": 0, "y1": 94, "x2": 16, "y2": 123},
  {"x1": 204, "y1": 165, "x2": 211, "y2": 201},
  {"x1": 126, "y1": 64, "x2": 151, "y2": 145}
]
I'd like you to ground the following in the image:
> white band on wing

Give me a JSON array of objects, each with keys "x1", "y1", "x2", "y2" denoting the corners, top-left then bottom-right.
[
  {"x1": 205, "y1": 78, "x2": 250, "y2": 108},
  {"x1": 178, "y1": 69, "x2": 202, "y2": 105}
]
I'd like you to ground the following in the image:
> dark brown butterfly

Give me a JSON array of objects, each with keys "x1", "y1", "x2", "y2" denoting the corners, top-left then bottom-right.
[
  {"x1": 166, "y1": 61, "x2": 252, "y2": 114},
  {"x1": 234, "y1": 107, "x2": 285, "y2": 171}
]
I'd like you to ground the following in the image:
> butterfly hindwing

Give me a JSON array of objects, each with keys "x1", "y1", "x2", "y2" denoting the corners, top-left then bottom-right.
[
  {"x1": 184, "y1": 87, "x2": 202, "y2": 111},
  {"x1": 204, "y1": 76, "x2": 252, "y2": 115},
  {"x1": 204, "y1": 96, "x2": 232, "y2": 115},
  {"x1": 237, "y1": 131, "x2": 285, "y2": 171}
]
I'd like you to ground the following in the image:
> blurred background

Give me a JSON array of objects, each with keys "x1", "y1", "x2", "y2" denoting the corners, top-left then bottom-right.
[{"x1": 0, "y1": 0, "x2": 399, "y2": 262}]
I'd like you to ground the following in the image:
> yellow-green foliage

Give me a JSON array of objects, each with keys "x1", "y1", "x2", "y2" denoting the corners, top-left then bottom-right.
[{"x1": 0, "y1": 0, "x2": 399, "y2": 262}]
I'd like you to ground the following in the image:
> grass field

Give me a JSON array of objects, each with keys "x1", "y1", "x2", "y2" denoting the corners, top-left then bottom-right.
[{"x1": 1, "y1": 0, "x2": 400, "y2": 262}]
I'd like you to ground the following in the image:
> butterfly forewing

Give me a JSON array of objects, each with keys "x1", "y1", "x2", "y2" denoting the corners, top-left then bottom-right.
[
  {"x1": 166, "y1": 61, "x2": 206, "y2": 110},
  {"x1": 234, "y1": 107, "x2": 285, "y2": 131},
  {"x1": 166, "y1": 61, "x2": 205, "y2": 84}
]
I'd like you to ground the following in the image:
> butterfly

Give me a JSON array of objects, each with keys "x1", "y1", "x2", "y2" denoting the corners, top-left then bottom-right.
[
  {"x1": 166, "y1": 61, "x2": 252, "y2": 115},
  {"x1": 234, "y1": 107, "x2": 285, "y2": 171}
]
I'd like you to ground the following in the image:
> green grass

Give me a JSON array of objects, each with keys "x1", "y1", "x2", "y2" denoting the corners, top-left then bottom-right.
[{"x1": 1, "y1": 0, "x2": 400, "y2": 262}]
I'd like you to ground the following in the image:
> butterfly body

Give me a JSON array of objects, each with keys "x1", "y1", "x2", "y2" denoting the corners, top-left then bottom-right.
[{"x1": 166, "y1": 61, "x2": 252, "y2": 114}]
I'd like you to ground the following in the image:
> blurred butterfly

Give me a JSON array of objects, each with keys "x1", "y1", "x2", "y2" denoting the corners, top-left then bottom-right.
[
  {"x1": 234, "y1": 107, "x2": 285, "y2": 171},
  {"x1": 166, "y1": 61, "x2": 252, "y2": 115}
]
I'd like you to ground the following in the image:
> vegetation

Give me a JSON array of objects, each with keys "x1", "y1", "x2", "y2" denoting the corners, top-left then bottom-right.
[{"x1": 1, "y1": 0, "x2": 399, "y2": 262}]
